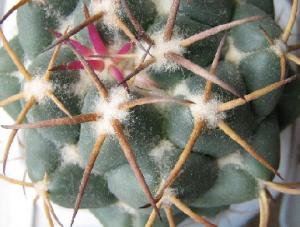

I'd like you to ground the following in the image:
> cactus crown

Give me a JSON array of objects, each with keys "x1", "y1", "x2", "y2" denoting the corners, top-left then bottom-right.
[{"x1": 0, "y1": 0, "x2": 300, "y2": 226}]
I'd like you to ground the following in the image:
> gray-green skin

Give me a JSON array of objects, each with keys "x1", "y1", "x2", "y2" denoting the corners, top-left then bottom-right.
[
  {"x1": 193, "y1": 114, "x2": 280, "y2": 208},
  {"x1": 0, "y1": 0, "x2": 297, "y2": 226},
  {"x1": 166, "y1": 61, "x2": 257, "y2": 157},
  {"x1": 148, "y1": 16, "x2": 224, "y2": 89},
  {"x1": 49, "y1": 164, "x2": 116, "y2": 208},
  {"x1": 23, "y1": 47, "x2": 82, "y2": 145},
  {"x1": 24, "y1": 128, "x2": 116, "y2": 208},
  {"x1": 178, "y1": 0, "x2": 235, "y2": 27},
  {"x1": 78, "y1": 89, "x2": 165, "y2": 175},
  {"x1": 240, "y1": 0, "x2": 275, "y2": 16},
  {"x1": 72, "y1": 0, "x2": 157, "y2": 47},
  {"x1": 91, "y1": 203, "x2": 188, "y2": 227},
  {"x1": 17, "y1": 0, "x2": 79, "y2": 59},
  {"x1": 228, "y1": 4, "x2": 283, "y2": 117},
  {"x1": 106, "y1": 152, "x2": 218, "y2": 212},
  {"x1": 0, "y1": 37, "x2": 24, "y2": 119}
]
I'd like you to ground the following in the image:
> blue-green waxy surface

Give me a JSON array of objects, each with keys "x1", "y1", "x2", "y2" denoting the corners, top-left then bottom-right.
[
  {"x1": 166, "y1": 61, "x2": 256, "y2": 157},
  {"x1": 17, "y1": 0, "x2": 79, "y2": 59},
  {"x1": 79, "y1": 88, "x2": 164, "y2": 175},
  {"x1": 230, "y1": 4, "x2": 282, "y2": 53},
  {"x1": 0, "y1": 73, "x2": 22, "y2": 119},
  {"x1": 23, "y1": 48, "x2": 82, "y2": 145},
  {"x1": 49, "y1": 164, "x2": 116, "y2": 208},
  {"x1": 0, "y1": 37, "x2": 24, "y2": 74},
  {"x1": 239, "y1": 49, "x2": 282, "y2": 117},
  {"x1": 0, "y1": 37, "x2": 24, "y2": 119},
  {"x1": 148, "y1": 16, "x2": 223, "y2": 89},
  {"x1": 178, "y1": 0, "x2": 235, "y2": 27}
]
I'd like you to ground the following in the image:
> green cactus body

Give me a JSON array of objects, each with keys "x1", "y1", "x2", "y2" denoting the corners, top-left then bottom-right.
[
  {"x1": 0, "y1": 0, "x2": 299, "y2": 226},
  {"x1": 24, "y1": 48, "x2": 82, "y2": 145},
  {"x1": 17, "y1": 0, "x2": 79, "y2": 59},
  {"x1": 0, "y1": 37, "x2": 24, "y2": 119}
]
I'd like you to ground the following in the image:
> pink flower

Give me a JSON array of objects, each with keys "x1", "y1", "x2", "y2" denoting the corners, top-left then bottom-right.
[{"x1": 52, "y1": 18, "x2": 133, "y2": 88}]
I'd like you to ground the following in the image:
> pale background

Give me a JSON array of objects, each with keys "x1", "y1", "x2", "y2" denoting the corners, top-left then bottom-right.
[{"x1": 0, "y1": 1, "x2": 299, "y2": 226}]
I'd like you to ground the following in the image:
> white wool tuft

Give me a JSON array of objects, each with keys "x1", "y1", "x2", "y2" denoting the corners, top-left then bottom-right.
[
  {"x1": 34, "y1": 0, "x2": 47, "y2": 5},
  {"x1": 91, "y1": 0, "x2": 119, "y2": 27},
  {"x1": 225, "y1": 37, "x2": 250, "y2": 65},
  {"x1": 93, "y1": 87, "x2": 131, "y2": 135},
  {"x1": 73, "y1": 71, "x2": 94, "y2": 97},
  {"x1": 150, "y1": 140, "x2": 175, "y2": 163},
  {"x1": 136, "y1": 31, "x2": 185, "y2": 72},
  {"x1": 11, "y1": 71, "x2": 24, "y2": 82},
  {"x1": 272, "y1": 39, "x2": 288, "y2": 56},
  {"x1": 61, "y1": 144, "x2": 83, "y2": 166},
  {"x1": 161, "y1": 188, "x2": 177, "y2": 207},
  {"x1": 172, "y1": 82, "x2": 190, "y2": 96},
  {"x1": 190, "y1": 95, "x2": 225, "y2": 128},
  {"x1": 24, "y1": 59, "x2": 33, "y2": 69},
  {"x1": 34, "y1": 180, "x2": 48, "y2": 196},
  {"x1": 23, "y1": 78, "x2": 52, "y2": 102},
  {"x1": 152, "y1": 0, "x2": 173, "y2": 15},
  {"x1": 217, "y1": 152, "x2": 244, "y2": 169},
  {"x1": 117, "y1": 201, "x2": 138, "y2": 215},
  {"x1": 43, "y1": 4, "x2": 62, "y2": 20},
  {"x1": 58, "y1": 13, "x2": 75, "y2": 33},
  {"x1": 173, "y1": 83, "x2": 225, "y2": 128}
]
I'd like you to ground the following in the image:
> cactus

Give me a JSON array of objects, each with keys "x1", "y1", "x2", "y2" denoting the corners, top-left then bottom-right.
[{"x1": 0, "y1": 0, "x2": 300, "y2": 226}]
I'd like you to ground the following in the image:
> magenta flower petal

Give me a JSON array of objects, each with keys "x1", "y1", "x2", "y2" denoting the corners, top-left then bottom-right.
[
  {"x1": 50, "y1": 61, "x2": 83, "y2": 71},
  {"x1": 113, "y1": 42, "x2": 133, "y2": 63},
  {"x1": 109, "y1": 65, "x2": 129, "y2": 90},
  {"x1": 59, "y1": 60, "x2": 84, "y2": 71},
  {"x1": 117, "y1": 42, "x2": 133, "y2": 55},
  {"x1": 87, "y1": 23, "x2": 108, "y2": 55},
  {"x1": 52, "y1": 31, "x2": 93, "y2": 57},
  {"x1": 52, "y1": 60, "x2": 105, "y2": 72},
  {"x1": 87, "y1": 60, "x2": 105, "y2": 71},
  {"x1": 69, "y1": 40, "x2": 94, "y2": 57},
  {"x1": 50, "y1": 64, "x2": 70, "y2": 71},
  {"x1": 109, "y1": 65, "x2": 125, "y2": 82}
]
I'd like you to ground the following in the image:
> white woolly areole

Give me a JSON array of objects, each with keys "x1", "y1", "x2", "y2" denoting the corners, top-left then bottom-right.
[
  {"x1": 94, "y1": 87, "x2": 130, "y2": 135},
  {"x1": 225, "y1": 37, "x2": 250, "y2": 65},
  {"x1": 173, "y1": 83, "x2": 225, "y2": 128},
  {"x1": 272, "y1": 39, "x2": 288, "y2": 56},
  {"x1": 217, "y1": 152, "x2": 244, "y2": 169},
  {"x1": 33, "y1": 0, "x2": 47, "y2": 5},
  {"x1": 152, "y1": 0, "x2": 172, "y2": 15},
  {"x1": 24, "y1": 58, "x2": 33, "y2": 69},
  {"x1": 23, "y1": 78, "x2": 52, "y2": 102},
  {"x1": 34, "y1": 180, "x2": 48, "y2": 196},
  {"x1": 91, "y1": 0, "x2": 119, "y2": 27},
  {"x1": 161, "y1": 188, "x2": 177, "y2": 207},
  {"x1": 150, "y1": 140, "x2": 175, "y2": 163},
  {"x1": 10, "y1": 71, "x2": 24, "y2": 82},
  {"x1": 117, "y1": 201, "x2": 138, "y2": 215},
  {"x1": 136, "y1": 31, "x2": 185, "y2": 72},
  {"x1": 58, "y1": 13, "x2": 75, "y2": 33},
  {"x1": 190, "y1": 96, "x2": 224, "y2": 128},
  {"x1": 61, "y1": 144, "x2": 83, "y2": 166},
  {"x1": 43, "y1": 3, "x2": 62, "y2": 19},
  {"x1": 73, "y1": 72, "x2": 94, "y2": 97}
]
